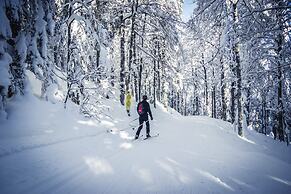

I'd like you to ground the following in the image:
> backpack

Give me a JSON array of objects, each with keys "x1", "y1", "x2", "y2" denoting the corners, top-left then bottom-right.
[{"x1": 138, "y1": 103, "x2": 144, "y2": 115}]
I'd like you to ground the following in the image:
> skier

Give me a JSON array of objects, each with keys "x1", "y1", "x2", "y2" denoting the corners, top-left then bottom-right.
[
  {"x1": 135, "y1": 95, "x2": 153, "y2": 139},
  {"x1": 125, "y1": 90, "x2": 132, "y2": 116}
]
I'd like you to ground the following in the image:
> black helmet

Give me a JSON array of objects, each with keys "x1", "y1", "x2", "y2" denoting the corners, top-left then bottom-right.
[{"x1": 142, "y1": 95, "x2": 148, "y2": 100}]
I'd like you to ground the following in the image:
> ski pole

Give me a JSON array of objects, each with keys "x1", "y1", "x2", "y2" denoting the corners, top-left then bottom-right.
[
  {"x1": 108, "y1": 120, "x2": 150, "y2": 133},
  {"x1": 108, "y1": 120, "x2": 146, "y2": 132},
  {"x1": 131, "y1": 120, "x2": 150, "y2": 131},
  {"x1": 129, "y1": 117, "x2": 139, "y2": 127},
  {"x1": 129, "y1": 117, "x2": 139, "y2": 123},
  {"x1": 107, "y1": 125, "x2": 132, "y2": 133}
]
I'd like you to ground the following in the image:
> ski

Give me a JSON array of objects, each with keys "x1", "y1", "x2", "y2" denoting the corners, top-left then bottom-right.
[
  {"x1": 131, "y1": 135, "x2": 144, "y2": 142},
  {"x1": 143, "y1": 133, "x2": 159, "y2": 140}
]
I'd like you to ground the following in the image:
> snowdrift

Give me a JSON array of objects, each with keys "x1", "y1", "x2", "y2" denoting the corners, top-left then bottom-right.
[{"x1": 0, "y1": 95, "x2": 291, "y2": 194}]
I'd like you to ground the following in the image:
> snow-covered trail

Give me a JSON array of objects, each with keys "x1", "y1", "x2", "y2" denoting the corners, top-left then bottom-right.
[{"x1": 0, "y1": 97, "x2": 291, "y2": 194}]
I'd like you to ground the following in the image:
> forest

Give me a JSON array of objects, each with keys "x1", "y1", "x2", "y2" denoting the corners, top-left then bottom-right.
[{"x1": 0, "y1": 0, "x2": 290, "y2": 142}]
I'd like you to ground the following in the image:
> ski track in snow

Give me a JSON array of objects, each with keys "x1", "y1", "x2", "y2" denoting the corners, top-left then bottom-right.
[
  {"x1": 0, "y1": 132, "x2": 129, "y2": 194},
  {"x1": 0, "y1": 131, "x2": 107, "y2": 158}
]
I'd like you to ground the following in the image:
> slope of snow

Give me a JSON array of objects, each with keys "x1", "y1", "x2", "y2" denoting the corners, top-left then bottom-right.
[{"x1": 0, "y1": 95, "x2": 291, "y2": 194}]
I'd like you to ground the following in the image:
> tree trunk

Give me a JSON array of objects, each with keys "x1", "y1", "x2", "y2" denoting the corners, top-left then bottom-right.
[
  {"x1": 273, "y1": 0, "x2": 286, "y2": 142},
  {"x1": 7, "y1": 4, "x2": 24, "y2": 97},
  {"x1": 127, "y1": 0, "x2": 138, "y2": 92},
  {"x1": 119, "y1": 11, "x2": 125, "y2": 105},
  {"x1": 134, "y1": 72, "x2": 138, "y2": 102},
  {"x1": 202, "y1": 54, "x2": 208, "y2": 115},
  {"x1": 232, "y1": 2, "x2": 243, "y2": 136},
  {"x1": 157, "y1": 41, "x2": 161, "y2": 102},
  {"x1": 276, "y1": 34, "x2": 284, "y2": 141},
  {"x1": 153, "y1": 37, "x2": 157, "y2": 108},
  {"x1": 64, "y1": 4, "x2": 73, "y2": 106},
  {"x1": 138, "y1": 64, "x2": 142, "y2": 101},
  {"x1": 96, "y1": 43, "x2": 100, "y2": 83},
  {"x1": 245, "y1": 84, "x2": 251, "y2": 126},
  {"x1": 138, "y1": 13, "x2": 146, "y2": 102},
  {"x1": 220, "y1": 56, "x2": 227, "y2": 121},
  {"x1": 212, "y1": 83, "x2": 216, "y2": 118},
  {"x1": 230, "y1": 78, "x2": 236, "y2": 123},
  {"x1": 211, "y1": 68, "x2": 216, "y2": 118}
]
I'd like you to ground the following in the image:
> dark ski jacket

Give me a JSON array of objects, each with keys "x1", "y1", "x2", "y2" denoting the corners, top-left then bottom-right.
[{"x1": 137, "y1": 100, "x2": 153, "y2": 120}]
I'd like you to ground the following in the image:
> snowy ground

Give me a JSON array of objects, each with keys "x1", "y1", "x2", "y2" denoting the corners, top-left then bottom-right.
[{"x1": 0, "y1": 95, "x2": 291, "y2": 194}]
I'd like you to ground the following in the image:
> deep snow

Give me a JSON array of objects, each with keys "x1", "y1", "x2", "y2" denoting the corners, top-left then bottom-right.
[{"x1": 0, "y1": 94, "x2": 291, "y2": 194}]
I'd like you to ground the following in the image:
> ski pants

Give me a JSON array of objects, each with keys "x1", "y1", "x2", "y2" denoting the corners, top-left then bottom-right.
[{"x1": 136, "y1": 116, "x2": 150, "y2": 137}]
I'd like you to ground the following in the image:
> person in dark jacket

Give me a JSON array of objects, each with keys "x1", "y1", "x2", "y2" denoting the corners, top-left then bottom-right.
[{"x1": 135, "y1": 95, "x2": 153, "y2": 139}]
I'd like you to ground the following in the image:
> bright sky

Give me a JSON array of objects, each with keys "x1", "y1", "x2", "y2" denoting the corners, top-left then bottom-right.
[{"x1": 182, "y1": 0, "x2": 195, "y2": 21}]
